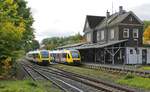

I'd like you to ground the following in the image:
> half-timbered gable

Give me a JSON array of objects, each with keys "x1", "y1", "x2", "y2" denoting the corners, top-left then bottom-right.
[
  {"x1": 95, "y1": 8, "x2": 143, "y2": 47},
  {"x1": 117, "y1": 11, "x2": 144, "y2": 47},
  {"x1": 121, "y1": 11, "x2": 143, "y2": 25}
]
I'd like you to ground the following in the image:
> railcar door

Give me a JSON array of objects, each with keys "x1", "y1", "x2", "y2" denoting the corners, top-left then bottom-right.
[
  {"x1": 57, "y1": 53, "x2": 61, "y2": 63},
  {"x1": 62, "y1": 53, "x2": 67, "y2": 63}
]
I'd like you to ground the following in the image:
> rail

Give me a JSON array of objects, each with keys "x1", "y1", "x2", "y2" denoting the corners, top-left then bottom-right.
[
  {"x1": 21, "y1": 61, "x2": 84, "y2": 92},
  {"x1": 31, "y1": 64, "x2": 136, "y2": 92},
  {"x1": 82, "y1": 63, "x2": 150, "y2": 78}
]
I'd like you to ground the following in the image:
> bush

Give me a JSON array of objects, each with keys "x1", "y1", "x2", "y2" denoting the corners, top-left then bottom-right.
[
  {"x1": 124, "y1": 74, "x2": 135, "y2": 79},
  {"x1": 0, "y1": 57, "x2": 18, "y2": 79}
]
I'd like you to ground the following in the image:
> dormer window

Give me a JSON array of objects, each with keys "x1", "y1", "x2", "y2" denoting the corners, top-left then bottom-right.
[
  {"x1": 133, "y1": 28, "x2": 139, "y2": 38},
  {"x1": 123, "y1": 28, "x2": 129, "y2": 38},
  {"x1": 110, "y1": 29, "x2": 115, "y2": 39},
  {"x1": 97, "y1": 31, "x2": 100, "y2": 41},
  {"x1": 101, "y1": 30, "x2": 104, "y2": 40}
]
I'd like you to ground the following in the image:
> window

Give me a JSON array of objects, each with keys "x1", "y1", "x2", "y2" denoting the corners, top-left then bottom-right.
[
  {"x1": 86, "y1": 33, "x2": 91, "y2": 42},
  {"x1": 129, "y1": 17, "x2": 133, "y2": 22},
  {"x1": 101, "y1": 30, "x2": 104, "y2": 40},
  {"x1": 110, "y1": 29, "x2": 115, "y2": 39},
  {"x1": 133, "y1": 28, "x2": 138, "y2": 38},
  {"x1": 67, "y1": 54, "x2": 70, "y2": 58},
  {"x1": 62, "y1": 53, "x2": 67, "y2": 58},
  {"x1": 28, "y1": 54, "x2": 33, "y2": 58},
  {"x1": 71, "y1": 51, "x2": 79, "y2": 58},
  {"x1": 136, "y1": 49, "x2": 139, "y2": 54},
  {"x1": 123, "y1": 28, "x2": 129, "y2": 38},
  {"x1": 97, "y1": 31, "x2": 100, "y2": 41},
  {"x1": 86, "y1": 22, "x2": 89, "y2": 28},
  {"x1": 130, "y1": 49, "x2": 133, "y2": 54},
  {"x1": 41, "y1": 51, "x2": 49, "y2": 58}
]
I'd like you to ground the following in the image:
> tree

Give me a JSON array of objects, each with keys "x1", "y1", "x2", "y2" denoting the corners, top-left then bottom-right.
[
  {"x1": 143, "y1": 20, "x2": 150, "y2": 30},
  {"x1": 0, "y1": 0, "x2": 25, "y2": 56},
  {"x1": 41, "y1": 33, "x2": 85, "y2": 50},
  {"x1": 31, "y1": 40, "x2": 40, "y2": 50},
  {"x1": 143, "y1": 26, "x2": 150, "y2": 44},
  {"x1": 143, "y1": 21, "x2": 150, "y2": 44},
  {"x1": 16, "y1": 0, "x2": 34, "y2": 52},
  {"x1": 0, "y1": 0, "x2": 34, "y2": 75}
]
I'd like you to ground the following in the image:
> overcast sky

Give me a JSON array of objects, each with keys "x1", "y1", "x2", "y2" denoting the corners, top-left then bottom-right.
[{"x1": 26, "y1": 0, "x2": 150, "y2": 42}]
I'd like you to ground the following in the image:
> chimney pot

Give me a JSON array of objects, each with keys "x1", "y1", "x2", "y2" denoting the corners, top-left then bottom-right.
[
  {"x1": 119, "y1": 6, "x2": 123, "y2": 14},
  {"x1": 106, "y1": 10, "x2": 110, "y2": 18}
]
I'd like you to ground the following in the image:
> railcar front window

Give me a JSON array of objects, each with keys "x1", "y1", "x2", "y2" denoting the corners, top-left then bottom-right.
[
  {"x1": 41, "y1": 51, "x2": 49, "y2": 58},
  {"x1": 71, "y1": 51, "x2": 79, "y2": 58}
]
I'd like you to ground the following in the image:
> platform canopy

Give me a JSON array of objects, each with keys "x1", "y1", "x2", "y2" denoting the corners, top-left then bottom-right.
[
  {"x1": 57, "y1": 40, "x2": 128, "y2": 50},
  {"x1": 74, "y1": 40, "x2": 127, "y2": 49}
]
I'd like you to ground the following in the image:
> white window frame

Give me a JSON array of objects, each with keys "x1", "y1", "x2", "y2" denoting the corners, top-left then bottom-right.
[
  {"x1": 86, "y1": 33, "x2": 91, "y2": 42},
  {"x1": 86, "y1": 22, "x2": 89, "y2": 28},
  {"x1": 123, "y1": 28, "x2": 129, "y2": 38},
  {"x1": 97, "y1": 31, "x2": 100, "y2": 41},
  {"x1": 101, "y1": 30, "x2": 104, "y2": 40},
  {"x1": 129, "y1": 17, "x2": 133, "y2": 22},
  {"x1": 133, "y1": 28, "x2": 139, "y2": 38},
  {"x1": 110, "y1": 29, "x2": 115, "y2": 39}
]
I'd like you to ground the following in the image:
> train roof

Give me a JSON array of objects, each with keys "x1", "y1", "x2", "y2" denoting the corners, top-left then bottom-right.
[
  {"x1": 49, "y1": 49, "x2": 79, "y2": 53},
  {"x1": 27, "y1": 50, "x2": 49, "y2": 54}
]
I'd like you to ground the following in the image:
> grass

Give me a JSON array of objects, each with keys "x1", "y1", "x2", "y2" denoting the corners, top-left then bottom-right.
[
  {"x1": 52, "y1": 64, "x2": 150, "y2": 90},
  {"x1": 0, "y1": 80, "x2": 61, "y2": 92},
  {"x1": 117, "y1": 74, "x2": 150, "y2": 90},
  {"x1": 138, "y1": 66, "x2": 150, "y2": 71},
  {"x1": 52, "y1": 64, "x2": 122, "y2": 82}
]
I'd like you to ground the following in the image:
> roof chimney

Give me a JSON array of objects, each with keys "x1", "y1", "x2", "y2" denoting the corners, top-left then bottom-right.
[
  {"x1": 106, "y1": 10, "x2": 110, "y2": 18},
  {"x1": 119, "y1": 6, "x2": 123, "y2": 14}
]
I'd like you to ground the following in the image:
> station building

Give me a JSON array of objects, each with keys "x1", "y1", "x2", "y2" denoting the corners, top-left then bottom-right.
[{"x1": 58, "y1": 6, "x2": 150, "y2": 65}]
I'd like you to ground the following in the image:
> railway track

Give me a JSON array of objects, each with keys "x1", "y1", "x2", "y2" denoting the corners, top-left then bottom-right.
[
  {"x1": 22, "y1": 64, "x2": 46, "y2": 81},
  {"x1": 21, "y1": 61, "x2": 98, "y2": 92},
  {"x1": 22, "y1": 63, "x2": 72, "y2": 91},
  {"x1": 83, "y1": 63, "x2": 150, "y2": 78},
  {"x1": 30, "y1": 64, "x2": 137, "y2": 92}
]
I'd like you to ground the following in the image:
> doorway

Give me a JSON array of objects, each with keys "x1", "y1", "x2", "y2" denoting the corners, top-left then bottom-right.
[{"x1": 142, "y1": 49, "x2": 147, "y2": 64}]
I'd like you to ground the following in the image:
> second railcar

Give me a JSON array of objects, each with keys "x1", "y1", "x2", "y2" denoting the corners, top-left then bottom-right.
[{"x1": 50, "y1": 49, "x2": 81, "y2": 65}]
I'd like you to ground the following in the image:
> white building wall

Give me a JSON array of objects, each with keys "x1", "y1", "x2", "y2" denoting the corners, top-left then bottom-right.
[
  {"x1": 126, "y1": 47, "x2": 150, "y2": 64},
  {"x1": 147, "y1": 48, "x2": 150, "y2": 64}
]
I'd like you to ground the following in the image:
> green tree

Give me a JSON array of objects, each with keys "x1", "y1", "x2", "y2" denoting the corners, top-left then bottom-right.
[
  {"x1": 0, "y1": 0, "x2": 25, "y2": 56},
  {"x1": 41, "y1": 33, "x2": 85, "y2": 50},
  {"x1": 16, "y1": 0, "x2": 34, "y2": 52},
  {"x1": 31, "y1": 40, "x2": 40, "y2": 50},
  {"x1": 0, "y1": 0, "x2": 34, "y2": 75}
]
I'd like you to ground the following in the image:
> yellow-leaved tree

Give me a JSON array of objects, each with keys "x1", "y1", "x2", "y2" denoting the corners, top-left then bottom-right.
[
  {"x1": 0, "y1": 0, "x2": 26, "y2": 77},
  {"x1": 143, "y1": 26, "x2": 150, "y2": 44}
]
